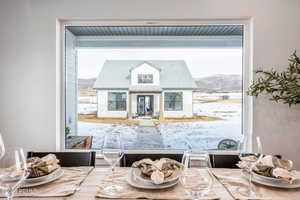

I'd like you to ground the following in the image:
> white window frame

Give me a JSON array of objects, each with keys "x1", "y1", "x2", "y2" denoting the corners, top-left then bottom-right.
[{"x1": 56, "y1": 19, "x2": 253, "y2": 155}]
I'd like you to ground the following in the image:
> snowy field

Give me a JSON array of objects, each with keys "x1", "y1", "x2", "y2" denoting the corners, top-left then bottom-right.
[{"x1": 76, "y1": 92, "x2": 242, "y2": 150}]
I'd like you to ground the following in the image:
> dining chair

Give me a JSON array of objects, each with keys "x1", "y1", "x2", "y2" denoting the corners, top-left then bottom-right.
[
  {"x1": 121, "y1": 153, "x2": 240, "y2": 168},
  {"x1": 120, "y1": 153, "x2": 183, "y2": 167},
  {"x1": 120, "y1": 153, "x2": 282, "y2": 168},
  {"x1": 27, "y1": 151, "x2": 96, "y2": 167},
  {"x1": 210, "y1": 154, "x2": 282, "y2": 168},
  {"x1": 210, "y1": 154, "x2": 240, "y2": 168}
]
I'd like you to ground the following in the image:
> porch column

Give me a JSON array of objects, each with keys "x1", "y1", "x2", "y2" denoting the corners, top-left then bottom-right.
[
  {"x1": 159, "y1": 93, "x2": 163, "y2": 120},
  {"x1": 128, "y1": 92, "x2": 132, "y2": 119}
]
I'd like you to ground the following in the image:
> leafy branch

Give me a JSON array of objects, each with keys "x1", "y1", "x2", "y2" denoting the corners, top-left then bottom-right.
[{"x1": 247, "y1": 51, "x2": 300, "y2": 106}]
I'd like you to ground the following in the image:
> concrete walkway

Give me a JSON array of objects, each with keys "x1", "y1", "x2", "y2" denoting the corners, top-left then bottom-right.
[
  {"x1": 138, "y1": 119, "x2": 155, "y2": 127},
  {"x1": 131, "y1": 126, "x2": 165, "y2": 149}
]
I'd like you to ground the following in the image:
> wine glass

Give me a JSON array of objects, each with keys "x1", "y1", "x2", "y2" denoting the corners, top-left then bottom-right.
[
  {"x1": 237, "y1": 135, "x2": 263, "y2": 198},
  {"x1": 102, "y1": 133, "x2": 124, "y2": 195},
  {"x1": 0, "y1": 134, "x2": 5, "y2": 160},
  {"x1": 0, "y1": 148, "x2": 28, "y2": 200},
  {"x1": 180, "y1": 151, "x2": 213, "y2": 199}
]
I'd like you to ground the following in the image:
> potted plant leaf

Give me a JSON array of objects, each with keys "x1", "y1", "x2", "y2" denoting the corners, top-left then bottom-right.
[{"x1": 247, "y1": 51, "x2": 300, "y2": 106}]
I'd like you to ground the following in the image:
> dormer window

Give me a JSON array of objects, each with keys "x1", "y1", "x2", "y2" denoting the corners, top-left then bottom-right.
[{"x1": 138, "y1": 74, "x2": 153, "y2": 84}]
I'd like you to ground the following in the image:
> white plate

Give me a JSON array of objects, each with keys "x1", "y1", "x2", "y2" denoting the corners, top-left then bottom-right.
[
  {"x1": 132, "y1": 168, "x2": 180, "y2": 185},
  {"x1": 22, "y1": 168, "x2": 64, "y2": 188},
  {"x1": 242, "y1": 170, "x2": 300, "y2": 189},
  {"x1": 127, "y1": 169, "x2": 179, "y2": 190}
]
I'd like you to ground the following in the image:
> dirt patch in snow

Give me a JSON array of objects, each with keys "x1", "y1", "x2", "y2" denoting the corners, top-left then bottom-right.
[{"x1": 78, "y1": 115, "x2": 140, "y2": 126}]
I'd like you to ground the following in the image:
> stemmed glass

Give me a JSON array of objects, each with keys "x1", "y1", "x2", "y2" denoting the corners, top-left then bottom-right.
[
  {"x1": 102, "y1": 132, "x2": 124, "y2": 196},
  {"x1": 0, "y1": 148, "x2": 28, "y2": 200},
  {"x1": 237, "y1": 135, "x2": 263, "y2": 198},
  {"x1": 180, "y1": 150, "x2": 213, "y2": 199},
  {"x1": 0, "y1": 134, "x2": 5, "y2": 160}
]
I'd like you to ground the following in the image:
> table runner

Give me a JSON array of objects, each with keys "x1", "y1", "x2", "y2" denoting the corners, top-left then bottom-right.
[
  {"x1": 96, "y1": 168, "x2": 219, "y2": 199},
  {"x1": 7, "y1": 167, "x2": 93, "y2": 197},
  {"x1": 211, "y1": 168, "x2": 300, "y2": 200}
]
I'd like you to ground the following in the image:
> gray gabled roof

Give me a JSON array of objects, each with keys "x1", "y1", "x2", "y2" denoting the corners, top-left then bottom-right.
[{"x1": 93, "y1": 60, "x2": 197, "y2": 90}]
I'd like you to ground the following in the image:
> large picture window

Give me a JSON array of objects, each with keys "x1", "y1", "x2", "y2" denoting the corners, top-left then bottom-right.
[
  {"x1": 108, "y1": 92, "x2": 127, "y2": 111},
  {"x1": 138, "y1": 74, "x2": 153, "y2": 84},
  {"x1": 164, "y1": 92, "x2": 183, "y2": 111},
  {"x1": 64, "y1": 23, "x2": 246, "y2": 151}
]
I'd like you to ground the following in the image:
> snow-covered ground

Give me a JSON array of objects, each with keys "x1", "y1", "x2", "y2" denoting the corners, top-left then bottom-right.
[
  {"x1": 76, "y1": 92, "x2": 242, "y2": 150},
  {"x1": 193, "y1": 92, "x2": 242, "y2": 100},
  {"x1": 78, "y1": 104, "x2": 97, "y2": 115}
]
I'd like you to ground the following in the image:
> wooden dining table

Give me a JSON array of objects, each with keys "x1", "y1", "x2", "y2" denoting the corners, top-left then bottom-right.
[{"x1": 3, "y1": 167, "x2": 300, "y2": 200}]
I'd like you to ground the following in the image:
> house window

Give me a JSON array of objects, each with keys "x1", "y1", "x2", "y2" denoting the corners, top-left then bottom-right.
[
  {"x1": 138, "y1": 74, "x2": 153, "y2": 84},
  {"x1": 164, "y1": 92, "x2": 183, "y2": 111},
  {"x1": 108, "y1": 92, "x2": 127, "y2": 111}
]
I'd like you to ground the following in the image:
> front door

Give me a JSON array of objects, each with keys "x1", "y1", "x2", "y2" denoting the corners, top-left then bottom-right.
[{"x1": 137, "y1": 95, "x2": 153, "y2": 116}]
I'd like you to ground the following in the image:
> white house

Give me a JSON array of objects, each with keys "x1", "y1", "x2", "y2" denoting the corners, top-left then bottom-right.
[{"x1": 93, "y1": 60, "x2": 197, "y2": 119}]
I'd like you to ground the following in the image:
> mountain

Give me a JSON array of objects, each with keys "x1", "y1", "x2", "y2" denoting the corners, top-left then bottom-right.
[
  {"x1": 78, "y1": 74, "x2": 242, "y2": 92},
  {"x1": 78, "y1": 78, "x2": 96, "y2": 90},
  {"x1": 194, "y1": 74, "x2": 242, "y2": 92}
]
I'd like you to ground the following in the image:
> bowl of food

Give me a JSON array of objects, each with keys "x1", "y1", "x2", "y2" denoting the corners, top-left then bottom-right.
[
  {"x1": 131, "y1": 158, "x2": 183, "y2": 185},
  {"x1": 238, "y1": 155, "x2": 300, "y2": 187},
  {"x1": 23, "y1": 154, "x2": 63, "y2": 187}
]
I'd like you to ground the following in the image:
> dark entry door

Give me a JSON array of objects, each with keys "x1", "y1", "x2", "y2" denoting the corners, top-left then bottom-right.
[
  {"x1": 137, "y1": 96, "x2": 145, "y2": 115},
  {"x1": 137, "y1": 95, "x2": 153, "y2": 116}
]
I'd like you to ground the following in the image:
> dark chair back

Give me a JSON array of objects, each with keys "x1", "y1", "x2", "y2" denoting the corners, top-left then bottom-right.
[
  {"x1": 120, "y1": 153, "x2": 282, "y2": 168},
  {"x1": 210, "y1": 154, "x2": 282, "y2": 168},
  {"x1": 210, "y1": 154, "x2": 240, "y2": 168},
  {"x1": 27, "y1": 151, "x2": 96, "y2": 167},
  {"x1": 120, "y1": 153, "x2": 236, "y2": 168},
  {"x1": 120, "y1": 153, "x2": 183, "y2": 167}
]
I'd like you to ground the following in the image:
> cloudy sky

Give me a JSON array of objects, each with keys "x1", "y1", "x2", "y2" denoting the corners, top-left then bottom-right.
[{"x1": 77, "y1": 48, "x2": 243, "y2": 79}]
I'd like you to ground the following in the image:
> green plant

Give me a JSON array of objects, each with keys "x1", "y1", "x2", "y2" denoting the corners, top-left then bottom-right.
[{"x1": 247, "y1": 51, "x2": 300, "y2": 106}]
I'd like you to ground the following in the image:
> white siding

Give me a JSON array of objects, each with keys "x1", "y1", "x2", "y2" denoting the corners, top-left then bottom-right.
[
  {"x1": 65, "y1": 29, "x2": 77, "y2": 135},
  {"x1": 131, "y1": 63, "x2": 160, "y2": 85},
  {"x1": 97, "y1": 90, "x2": 128, "y2": 118},
  {"x1": 163, "y1": 90, "x2": 193, "y2": 118},
  {"x1": 154, "y1": 94, "x2": 160, "y2": 114},
  {"x1": 131, "y1": 94, "x2": 137, "y2": 115}
]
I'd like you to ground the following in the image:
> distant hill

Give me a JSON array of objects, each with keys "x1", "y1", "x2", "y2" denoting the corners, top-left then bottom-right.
[
  {"x1": 78, "y1": 78, "x2": 96, "y2": 90},
  {"x1": 194, "y1": 74, "x2": 242, "y2": 92},
  {"x1": 78, "y1": 74, "x2": 242, "y2": 92}
]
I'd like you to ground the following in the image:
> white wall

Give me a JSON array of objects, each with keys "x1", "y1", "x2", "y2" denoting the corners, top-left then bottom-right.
[
  {"x1": 131, "y1": 94, "x2": 138, "y2": 115},
  {"x1": 131, "y1": 63, "x2": 160, "y2": 85},
  {"x1": 97, "y1": 90, "x2": 128, "y2": 118},
  {"x1": 154, "y1": 95, "x2": 160, "y2": 114},
  {"x1": 163, "y1": 90, "x2": 193, "y2": 118},
  {"x1": 1, "y1": 0, "x2": 300, "y2": 167}
]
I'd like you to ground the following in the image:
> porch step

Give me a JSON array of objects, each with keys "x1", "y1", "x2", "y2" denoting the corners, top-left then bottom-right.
[
  {"x1": 139, "y1": 119, "x2": 155, "y2": 127},
  {"x1": 138, "y1": 116, "x2": 152, "y2": 120}
]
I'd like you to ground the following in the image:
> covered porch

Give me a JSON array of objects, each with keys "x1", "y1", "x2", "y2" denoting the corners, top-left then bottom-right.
[{"x1": 128, "y1": 90, "x2": 164, "y2": 120}]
